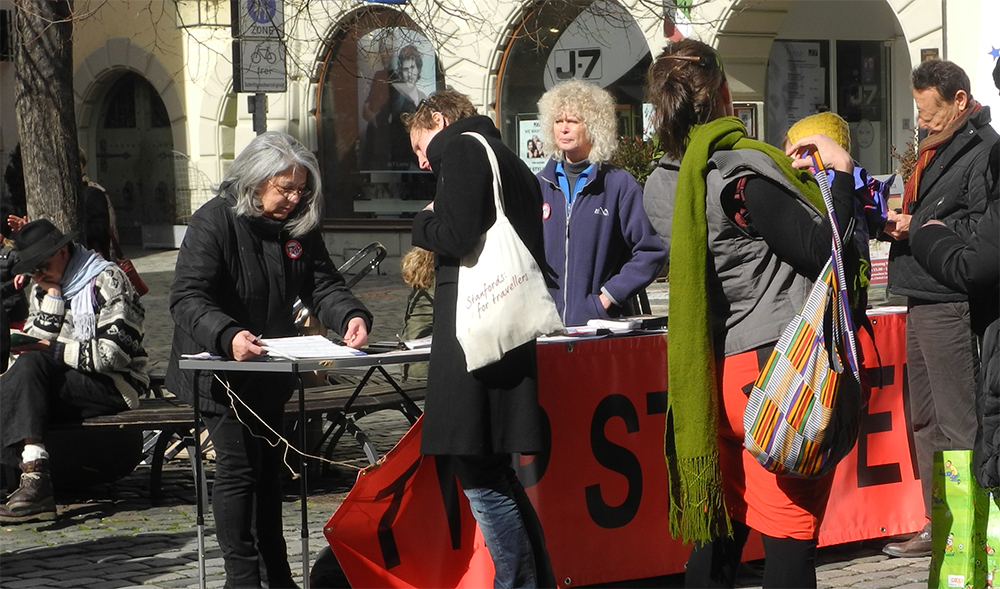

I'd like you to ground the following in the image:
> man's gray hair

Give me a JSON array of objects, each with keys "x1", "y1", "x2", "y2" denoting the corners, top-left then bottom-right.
[{"x1": 220, "y1": 131, "x2": 323, "y2": 237}]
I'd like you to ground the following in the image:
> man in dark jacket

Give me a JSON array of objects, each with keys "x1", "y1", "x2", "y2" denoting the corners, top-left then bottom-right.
[{"x1": 881, "y1": 59, "x2": 1000, "y2": 558}]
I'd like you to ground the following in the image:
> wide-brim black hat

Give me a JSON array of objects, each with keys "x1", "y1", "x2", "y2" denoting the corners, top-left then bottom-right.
[{"x1": 11, "y1": 219, "x2": 78, "y2": 275}]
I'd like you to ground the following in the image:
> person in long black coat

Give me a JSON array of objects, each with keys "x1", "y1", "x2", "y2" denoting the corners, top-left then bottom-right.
[
  {"x1": 913, "y1": 198, "x2": 999, "y2": 488},
  {"x1": 407, "y1": 90, "x2": 554, "y2": 589},
  {"x1": 167, "y1": 131, "x2": 372, "y2": 588}
]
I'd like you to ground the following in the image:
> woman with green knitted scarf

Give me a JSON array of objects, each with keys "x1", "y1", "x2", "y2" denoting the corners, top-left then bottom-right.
[{"x1": 642, "y1": 39, "x2": 865, "y2": 588}]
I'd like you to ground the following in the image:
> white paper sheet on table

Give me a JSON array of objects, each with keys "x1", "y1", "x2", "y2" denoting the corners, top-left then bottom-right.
[{"x1": 260, "y1": 335, "x2": 365, "y2": 359}]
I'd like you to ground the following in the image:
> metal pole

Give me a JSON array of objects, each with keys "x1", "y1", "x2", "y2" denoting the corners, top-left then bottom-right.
[
  {"x1": 193, "y1": 372, "x2": 206, "y2": 589},
  {"x1": 249, "y1": 92, "x2": 267, "y2": 136},
  {"x1": 296, "y1": 364, "x2": 310, "y2": 588}
]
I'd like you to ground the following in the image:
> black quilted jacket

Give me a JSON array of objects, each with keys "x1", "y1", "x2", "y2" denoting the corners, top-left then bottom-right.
[{"x1": 888, "y1": 106, "x2": 999, "y2": 300}]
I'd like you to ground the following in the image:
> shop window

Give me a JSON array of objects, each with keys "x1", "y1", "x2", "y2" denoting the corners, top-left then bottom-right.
[
  {"x1": 837, "y1": 40, "x2": 890, "y2": 173},
  {"x1": 497, "y1": 0, "x2": 651, "y2": 173},
  {"x1": 316, "y1": 8, "x2": 443, "y2": 221},
  {"x1": 765, "y1": 40, "x2": 831, "y2": 147}
]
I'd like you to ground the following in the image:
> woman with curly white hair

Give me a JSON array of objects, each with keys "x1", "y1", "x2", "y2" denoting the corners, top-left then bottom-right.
[{"x1": 536, "y1": 78, "x2": 665, "y2": 326}]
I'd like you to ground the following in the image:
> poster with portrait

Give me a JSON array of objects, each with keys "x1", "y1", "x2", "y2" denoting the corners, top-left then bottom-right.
[
  {"x1": 518, "y1": 117, "x2": 547, "y2": 174},
  {"x1": 765, "y1": 41, "x2": 826, "y2": 146},
  {"x1": 357, "y1": 28, "x2": 437, "y2": 172}
]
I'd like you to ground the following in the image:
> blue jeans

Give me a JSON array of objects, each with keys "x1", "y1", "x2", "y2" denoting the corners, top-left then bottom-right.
[{"x1": 453, "y1": 454, "x2": 540, "y2": 589}]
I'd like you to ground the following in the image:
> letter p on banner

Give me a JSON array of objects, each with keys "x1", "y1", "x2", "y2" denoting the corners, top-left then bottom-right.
[{"x1": 324, "y1": 418, "x2": 495, "y2": 588}]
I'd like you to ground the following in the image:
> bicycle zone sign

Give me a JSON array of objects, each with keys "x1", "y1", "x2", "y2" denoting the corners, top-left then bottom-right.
[{"x1": 232, "y1": 0, "x2": 287, "y2": 93}]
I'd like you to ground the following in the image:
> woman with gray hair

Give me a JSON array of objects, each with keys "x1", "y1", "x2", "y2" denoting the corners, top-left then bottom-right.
[
  {"x1": 536, "y1": 78, "x2": 665, "y2": 326},
  {"x1": 167, "y1": 131, "x2": 372, "y2": 588}
]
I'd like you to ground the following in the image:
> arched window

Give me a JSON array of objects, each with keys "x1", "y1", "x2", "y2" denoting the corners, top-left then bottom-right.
[
  {"x1": 497, "y1": 0, "x2": 651, "y2": 172},
  {"x1": 316, "y1": 8, "x2": 443, "y2": 221}
]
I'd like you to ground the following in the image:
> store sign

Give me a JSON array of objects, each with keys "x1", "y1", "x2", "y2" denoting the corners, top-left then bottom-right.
[
  {"x1": 232, "y1": 0, "x2": 283, "y2": 38},
  {"x1": 543, "y1": 0, "x2": 648, "y2": 90}
]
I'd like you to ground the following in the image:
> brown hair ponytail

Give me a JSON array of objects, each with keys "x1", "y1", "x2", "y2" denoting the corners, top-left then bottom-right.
[{"x1": 645, "y1": 39, "x2": 727, "y2": 160}]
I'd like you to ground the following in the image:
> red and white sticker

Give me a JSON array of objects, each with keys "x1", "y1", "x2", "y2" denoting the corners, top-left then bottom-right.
[
  {"x1": 284, "y1": 240, "x2": 303, "y2": 259},
  {"x1": 542, "y1": 202, "x2": 551, "y2": 220}
]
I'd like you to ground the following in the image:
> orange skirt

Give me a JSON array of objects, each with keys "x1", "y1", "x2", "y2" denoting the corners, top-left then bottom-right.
[{"x1": 716, "y1": 348, "x2": 835, "y2": 540}]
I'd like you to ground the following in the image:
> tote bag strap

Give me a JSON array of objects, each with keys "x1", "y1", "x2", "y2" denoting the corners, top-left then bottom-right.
[
  {"x1": 461, "y1": 132, "x2": 506, "y2": 220},
  {"x1": 813, "y1": 165, "x2": 859, "y2": 378}
]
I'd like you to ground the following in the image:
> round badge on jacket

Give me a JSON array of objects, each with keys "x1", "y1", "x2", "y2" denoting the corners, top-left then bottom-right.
[
  {"x1": 285, "y1": 240, "x2": 303, "y2": 259},
  {"x1": 542, "y1": 203, "x2": 551, "y2": 220}
]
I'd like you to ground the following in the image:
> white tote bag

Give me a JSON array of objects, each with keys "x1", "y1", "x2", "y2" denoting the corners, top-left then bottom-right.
[{"x1": 455, "y1": 132, "x2": 565, "y2": 371}]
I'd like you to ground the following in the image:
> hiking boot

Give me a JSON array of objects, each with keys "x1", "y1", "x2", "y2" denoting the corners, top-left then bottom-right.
[{"x1": 0, "y1": 459, "x2": 56, "y2": 524}]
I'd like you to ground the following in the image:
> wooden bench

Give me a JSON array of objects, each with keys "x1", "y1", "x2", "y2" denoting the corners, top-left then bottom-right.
[{"x1": 47, "y1": 372, "x2": 425, "y2": 502}]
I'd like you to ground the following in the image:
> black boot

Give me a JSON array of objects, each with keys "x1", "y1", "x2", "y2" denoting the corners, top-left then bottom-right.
[{"x1": 0, "y1": 459, "x2": 56, "y2": 524}]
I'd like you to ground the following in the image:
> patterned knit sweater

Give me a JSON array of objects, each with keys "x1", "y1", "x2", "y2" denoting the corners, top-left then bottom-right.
[{"x1": 23, "y1": 264, "x2": 149, "y2": 408}]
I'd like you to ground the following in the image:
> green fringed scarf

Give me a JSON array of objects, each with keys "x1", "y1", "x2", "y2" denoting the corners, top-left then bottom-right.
[{"x1": 665, "y1": 116, "x2": 824, "y2": 543}]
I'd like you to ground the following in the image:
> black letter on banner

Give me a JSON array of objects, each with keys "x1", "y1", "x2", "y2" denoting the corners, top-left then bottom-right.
[
  {"x1": 513, "y1": 407, "x2": 551, "y2": 488},
  {"x1": 434, "y1": 455, "x2": 463, "y2": 550},
  {"x1": 585, "y1": 394, "x2": 642, "y2": 528},
  {"x1": 857, "y1": 365, "x2": 901, "y2": 487},
  {"x1": 373, "y1": 458, "x2": 422, "y2": 569}
]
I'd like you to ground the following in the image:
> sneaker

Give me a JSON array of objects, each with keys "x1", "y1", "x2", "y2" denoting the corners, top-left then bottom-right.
[
  {"x1": 0, "y1": 459, "x2": 56, "y2": 524},
  {"x1": 882, "y1": 522, "x2": 931, "y2": 558}
]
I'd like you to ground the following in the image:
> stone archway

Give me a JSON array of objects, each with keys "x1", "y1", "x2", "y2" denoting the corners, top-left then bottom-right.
[{"x1": 75, "y1": 38, "x2": 186, "y2": 245}]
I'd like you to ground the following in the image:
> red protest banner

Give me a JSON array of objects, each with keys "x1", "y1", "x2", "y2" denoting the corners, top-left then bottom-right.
[
  {"x1": 326, "y1": 310, "x2": 919, "y2": 587},
  {"x1": 324, "y1": 419, "x2": 495, "y2": 588}
]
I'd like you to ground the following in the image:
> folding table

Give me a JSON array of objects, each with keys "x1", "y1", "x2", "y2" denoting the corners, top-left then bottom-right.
[{"x1": 178, "y1": 347, "x2": 430, "y2": 589}]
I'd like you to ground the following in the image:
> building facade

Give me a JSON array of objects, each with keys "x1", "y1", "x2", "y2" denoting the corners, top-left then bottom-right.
[{"x1": 1, "y1": 0, "x2": 998, "y2": 271}]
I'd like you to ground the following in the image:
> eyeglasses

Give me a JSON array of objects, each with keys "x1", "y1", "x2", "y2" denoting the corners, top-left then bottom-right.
[
  {"x1": 30, "y1": 261, "x2": 50, "y2": 276},
  {"x1": 267, "y1": 179, "x2": 311, "y2": 200}
]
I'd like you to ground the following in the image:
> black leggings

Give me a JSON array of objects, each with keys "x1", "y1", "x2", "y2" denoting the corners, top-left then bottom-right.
[{"x1": 684, "y1": 520, "x2": 818, "y2": 588}]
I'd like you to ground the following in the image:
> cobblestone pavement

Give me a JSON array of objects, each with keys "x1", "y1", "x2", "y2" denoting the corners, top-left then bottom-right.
[{"x1": 0, "y1": 249, "x2": 930, "y2": 588}]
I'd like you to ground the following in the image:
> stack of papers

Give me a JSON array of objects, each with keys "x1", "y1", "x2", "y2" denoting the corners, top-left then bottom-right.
[
  {"x1": 587, "y1": 318, "x2": 640, "y2": 332},
  {"x1": 259, "y1": 335, "x2": 365, "y2": 359},
  {"x1": 402, "y1": 335, "x2": 432, "y2": 350}
]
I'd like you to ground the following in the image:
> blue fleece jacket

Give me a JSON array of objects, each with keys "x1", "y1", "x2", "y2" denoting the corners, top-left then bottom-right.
[{"x1": 537, "y1": 158, "x2": 666, "y2": 326}]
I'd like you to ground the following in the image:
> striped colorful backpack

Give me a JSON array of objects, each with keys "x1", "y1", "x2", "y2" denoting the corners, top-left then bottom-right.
[{"x1": 742, "y1": 157, "x2": 863, "y2": 478}]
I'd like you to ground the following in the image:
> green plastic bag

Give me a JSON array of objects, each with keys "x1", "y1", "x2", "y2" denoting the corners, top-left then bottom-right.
[{"x1": 929, "y1": 450, "x2": 991, "y2": 588}]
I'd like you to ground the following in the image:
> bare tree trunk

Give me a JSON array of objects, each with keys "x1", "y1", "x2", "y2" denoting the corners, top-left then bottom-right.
[{"x1": 13, "y1": 0, "x2": 81, "y2": 234}]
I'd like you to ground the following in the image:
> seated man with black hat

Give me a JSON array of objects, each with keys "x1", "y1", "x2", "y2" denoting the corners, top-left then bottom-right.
[{"x1": 0, "y1": 219, "x2": 148, "y2": 523}]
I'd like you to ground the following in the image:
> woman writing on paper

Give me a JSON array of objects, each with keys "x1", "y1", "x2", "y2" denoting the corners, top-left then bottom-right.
[
  {"x1": 643, "y1": 40, "x2": 866, "y2": 587},
  {"x1": 167, "y1": 131, "x2": 372, "y2": 588},
  {"x1": 406, "y1": 90, "x2": 554, "y2": 588}
]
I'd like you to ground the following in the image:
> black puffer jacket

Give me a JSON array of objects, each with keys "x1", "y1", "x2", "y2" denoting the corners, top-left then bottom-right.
[
  {"x1": 889, "y1": 106, "x2": 999, "y2": 300},
  {"x1": 166, "y1": 195, "x2": 372, "y2": 414},
  {"x1": 913, "y1": 199, "x2": 1000, "y2": 487}
]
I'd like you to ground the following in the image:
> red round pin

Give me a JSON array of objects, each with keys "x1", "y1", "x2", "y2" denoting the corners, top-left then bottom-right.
[{"x1": 285, "y1": 240, "x2": 303, "y2": 259}]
